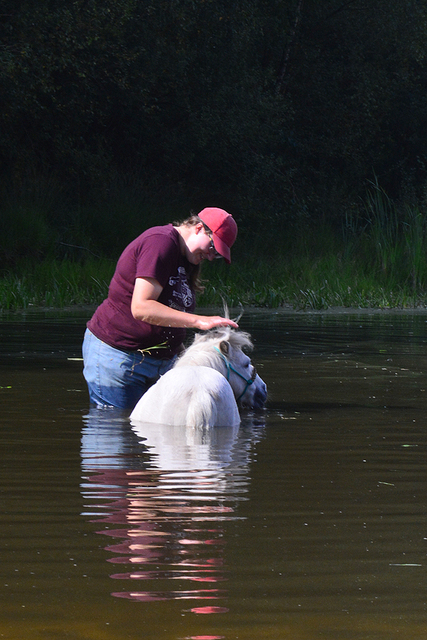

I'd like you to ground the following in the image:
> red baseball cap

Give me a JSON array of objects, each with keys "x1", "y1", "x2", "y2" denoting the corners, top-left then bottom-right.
[{"x1": 198, "y1": 207, "x2": 238, "y2": 264}]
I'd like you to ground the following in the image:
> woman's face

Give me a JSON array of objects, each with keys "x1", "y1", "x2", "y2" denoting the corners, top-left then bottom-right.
[{"x1": 184, "y1": 224, "x2": 217, "y2": 265}]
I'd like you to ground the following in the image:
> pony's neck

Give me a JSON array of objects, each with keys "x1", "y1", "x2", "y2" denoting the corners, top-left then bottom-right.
[{"x1": 178, "y1": 346, "x2": 225, "y2": 373}]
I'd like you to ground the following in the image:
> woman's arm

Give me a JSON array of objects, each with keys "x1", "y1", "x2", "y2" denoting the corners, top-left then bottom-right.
[{"x1": 131, "y1": 277, "x2": 238, "y2": 330}]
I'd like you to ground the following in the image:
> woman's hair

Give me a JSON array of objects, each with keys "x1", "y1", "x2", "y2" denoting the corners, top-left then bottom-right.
[{"x1": 173, "y1": 214, "x2": 206, "y2": 293}]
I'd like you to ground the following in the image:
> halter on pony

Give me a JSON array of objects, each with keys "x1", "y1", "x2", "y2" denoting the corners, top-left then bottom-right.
[{"x1": 214, "y1": 347, "x2": 257, "y2": 402}]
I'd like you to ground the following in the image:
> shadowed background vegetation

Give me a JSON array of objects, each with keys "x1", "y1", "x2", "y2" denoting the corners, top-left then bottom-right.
[{"x1": 2, "y1": 1, "x2": 427, "y2": 310}]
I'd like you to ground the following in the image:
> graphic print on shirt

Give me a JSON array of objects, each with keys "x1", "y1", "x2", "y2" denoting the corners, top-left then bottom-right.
[{"x1": 168, "y1": 267, "x2": 195, "y2": 311}]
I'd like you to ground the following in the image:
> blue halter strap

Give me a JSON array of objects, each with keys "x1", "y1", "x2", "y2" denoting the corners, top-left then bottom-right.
[{"x1": 214, "y1": 347, "x2": 256, "y2": 402}]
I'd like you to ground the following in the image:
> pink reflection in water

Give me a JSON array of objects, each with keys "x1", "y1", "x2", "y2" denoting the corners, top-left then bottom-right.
[
  {"x1": 111, "y1": 589, "x2": 225, "y2": 602},
  {"x1": 183, "y1": 636, "x2": 225, "y2": 639},
  {"x1": 87, "y1": 467, "x2": 235, "y2": 608},
  {"x1": 81, "y1": 415, "x2": 260, "y2": 615},
  {"x1": 189, "y1": 606, "x2": 229, "y2": 614},
  {"x1": 110, "y1": 569, "x2": 227, "y2": 582}
]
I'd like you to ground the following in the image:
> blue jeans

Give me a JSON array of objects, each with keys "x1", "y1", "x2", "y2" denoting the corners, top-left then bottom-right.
[{"x1": 82, "y1": 328, "x2": 175, "y2": 410}]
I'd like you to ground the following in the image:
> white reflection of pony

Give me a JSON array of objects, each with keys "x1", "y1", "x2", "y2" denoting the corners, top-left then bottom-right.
[
  {"x1": 131, "y1": 421, "x2": 241, "y2": 474},
  {"x1": 130, "y1": 327, "x2": 267, "y2": 428}
]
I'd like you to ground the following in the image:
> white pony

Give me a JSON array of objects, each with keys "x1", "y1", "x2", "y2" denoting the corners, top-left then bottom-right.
[{"x1": 130, "y1": 327, "x2": 267, "y2": 428}]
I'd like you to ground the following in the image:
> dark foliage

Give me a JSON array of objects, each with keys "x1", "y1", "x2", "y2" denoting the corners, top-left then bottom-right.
[{"x1": 1, "y1": 0, "x2": 427, "y2": 255}]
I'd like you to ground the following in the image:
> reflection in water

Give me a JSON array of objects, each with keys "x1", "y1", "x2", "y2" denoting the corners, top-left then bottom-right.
[
  {"x1": 81, "y1": 408, "x2": 265, "y2": 613},
  {"x1": 7, "y1": 310, "x2": 427, "y2": 639}
]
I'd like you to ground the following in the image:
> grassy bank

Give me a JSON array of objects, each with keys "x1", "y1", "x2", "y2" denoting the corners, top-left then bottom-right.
[
  {"x1": 1, "y1": 253, "x2": 427, "y2": 314},
  {"x1": 2, "y1": 228, "x2": 427, "y2": 313},
  {"x1": 2, "y1": 183, "x2": 427, "y2": 313}
]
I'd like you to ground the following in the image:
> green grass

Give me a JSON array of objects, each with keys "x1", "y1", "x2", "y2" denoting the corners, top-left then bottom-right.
[
  {"x1": 2, "y1": 180, "x2": 427, "y2": 313},
  {"x1": 0, "y1": 258, "x2": 114, "y2": 311},
  {"x1": 2, "y1": 224, "x2": 427, "y2": 313},
  {"x1": 3, "y1": 218, "x2": 427, "y2": 313}
]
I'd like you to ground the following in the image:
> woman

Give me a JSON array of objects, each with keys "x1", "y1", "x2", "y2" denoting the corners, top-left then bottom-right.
[{"x1": 82, "y1": 207, "x2": 238, "y2": 410}]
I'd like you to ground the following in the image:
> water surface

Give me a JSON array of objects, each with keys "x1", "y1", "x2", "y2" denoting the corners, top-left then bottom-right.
[{"x1": 2, "y1": 309, "x2": 427, "y2": 639}]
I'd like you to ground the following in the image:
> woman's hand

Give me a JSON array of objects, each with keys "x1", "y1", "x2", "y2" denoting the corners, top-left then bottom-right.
[{"x1": 194, "y1": 316, "x2": 239, "y2": 331}]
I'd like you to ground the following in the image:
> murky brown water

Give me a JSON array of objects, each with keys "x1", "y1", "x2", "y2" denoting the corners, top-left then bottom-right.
[{"x1": 2, "y1": 309, "x2": 427, "y2": 639}]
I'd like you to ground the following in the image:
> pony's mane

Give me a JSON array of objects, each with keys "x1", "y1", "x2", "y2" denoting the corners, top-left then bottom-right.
[{"x1": 176, "y1": 327, "x2": 253, "y2": 371}]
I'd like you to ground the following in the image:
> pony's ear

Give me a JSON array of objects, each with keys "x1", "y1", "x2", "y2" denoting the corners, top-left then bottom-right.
[{"x1": 219, "y1": 340, "x2": 229, "y2": 355}]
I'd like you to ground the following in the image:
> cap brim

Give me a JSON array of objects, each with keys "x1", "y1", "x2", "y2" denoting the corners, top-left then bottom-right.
[{"x1": 213, "y1": 234, "x2": 231, "y2": 263}]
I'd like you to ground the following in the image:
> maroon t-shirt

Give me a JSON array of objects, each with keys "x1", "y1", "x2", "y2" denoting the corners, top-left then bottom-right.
[{"x1": 87, "y1": 225, "x2": 196, "y2": 357}]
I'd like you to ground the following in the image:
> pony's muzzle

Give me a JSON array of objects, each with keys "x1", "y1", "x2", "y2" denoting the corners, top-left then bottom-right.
[{"x1": 253, "y1": 383, "x2": 268, "y2": 408}]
